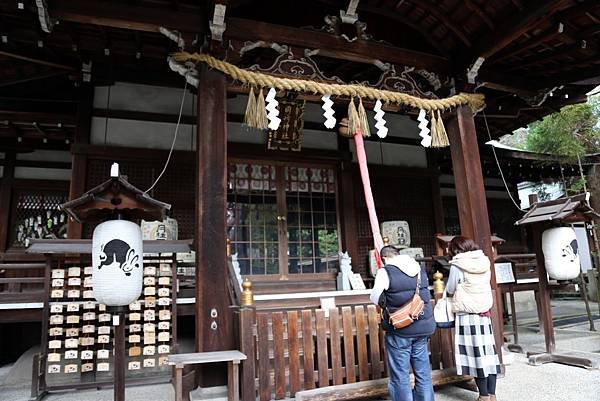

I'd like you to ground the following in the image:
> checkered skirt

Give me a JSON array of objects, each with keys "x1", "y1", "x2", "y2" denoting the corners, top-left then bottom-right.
[{"x1": 454, "y1": 313, "x2": 501, "y2": 378}]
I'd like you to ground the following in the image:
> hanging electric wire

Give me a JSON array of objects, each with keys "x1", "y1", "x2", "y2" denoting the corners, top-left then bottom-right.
[
  {"x1": 482, "y1": 110, "x2": 526, "y2": 212},
  {"x1": 145, "y1": 81, "x2": 188, "y2": 193}
]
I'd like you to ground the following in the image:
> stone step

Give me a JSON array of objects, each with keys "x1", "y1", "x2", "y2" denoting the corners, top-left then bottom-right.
[{"x1": 189, "y1": 386, "x2": 228, "y2": 401}]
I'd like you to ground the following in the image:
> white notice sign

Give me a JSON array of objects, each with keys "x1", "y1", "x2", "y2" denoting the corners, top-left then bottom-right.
[{"x1": 494, "y1": 262, "x2": 515, "y2": 284}]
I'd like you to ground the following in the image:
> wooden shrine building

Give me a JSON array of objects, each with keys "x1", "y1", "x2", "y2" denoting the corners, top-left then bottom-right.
[{"x1": 1, "y1": 0, "x2": 599, "y2": 399}]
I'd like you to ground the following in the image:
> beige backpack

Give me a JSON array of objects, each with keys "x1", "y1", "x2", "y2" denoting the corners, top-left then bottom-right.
[{"x1": 452, "y1": 269, "x2": 493, "y2": 314}]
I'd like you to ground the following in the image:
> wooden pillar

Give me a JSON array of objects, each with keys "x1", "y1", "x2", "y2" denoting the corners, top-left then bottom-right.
[
  {"x1": 427, "y1": 151, "x2": 445, "y2": 234},
  {"x1": 113, "y1": 309, "x2": 126, "y2": 401},
  {"x1": 0, "y1": 151, "x2": 16, "y2": 252},
  {"x1": 447, "y1": 105, "x2": 504, "y2": 360},
  {"x1": 532, "y1": 225, "x2": 555, "y2": 353},
  {"x1": 67, "y1": 85, "x2": 93, "y2": 239},
  {"x1": 337, "y1": 132, "x2": 359, "y2": 266},
  {"x1": 338, "y1": 160, "x2": 359, "y2": 269},
  {"x1": 195, "y1": 65, "x2": 231, "y2": 384}
]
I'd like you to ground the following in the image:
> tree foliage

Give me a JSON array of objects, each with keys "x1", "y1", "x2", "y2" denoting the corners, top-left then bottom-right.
[{"x1": 525, "y1": 97, "x2": 600, "y2": 161}]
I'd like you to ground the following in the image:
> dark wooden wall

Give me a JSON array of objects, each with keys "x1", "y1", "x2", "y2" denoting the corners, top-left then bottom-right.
[
  {"x1": 444, "y1": 197, "x2": 526, "y2": 253},
  {"x1": 85, "y1": 157, "x2": 195, "y2": 239},
  {"x1": 352, "y1": 166, "x2": 439, "y2": 276}
]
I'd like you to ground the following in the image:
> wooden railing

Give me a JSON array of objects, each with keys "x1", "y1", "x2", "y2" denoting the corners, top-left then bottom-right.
[
  {"x1": 0, "y1": 259, "x2": 47, "y2": 303},
  {"x1": 236, "y1": 298, "x2": 459, "y2": 401}
]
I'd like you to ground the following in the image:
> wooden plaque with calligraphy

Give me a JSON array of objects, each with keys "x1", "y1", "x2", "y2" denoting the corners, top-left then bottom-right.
[{"x1": 267, "y1": 99, "x2": 305, "y2": 152}]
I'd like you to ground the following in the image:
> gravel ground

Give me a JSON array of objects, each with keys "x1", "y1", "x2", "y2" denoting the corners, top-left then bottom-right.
[
  {"x1": 1, "y1": 300, "x2": 598, "y2": 401},
  {"x1": 432, "y1": 353, "x2": 600, "y2": 401},
  {"x1": 0, "y1": 382, "x2": 174, "y2": 401}
]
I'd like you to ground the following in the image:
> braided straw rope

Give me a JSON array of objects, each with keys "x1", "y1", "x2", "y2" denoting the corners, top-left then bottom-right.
[{"x1": 173, "y1": 52, "x2": 485, "y2": 112}]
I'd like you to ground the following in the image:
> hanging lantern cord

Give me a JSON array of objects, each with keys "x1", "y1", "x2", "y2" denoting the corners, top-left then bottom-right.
[{"x1": 145, "y1": 80, "x2": 188, "y2": 193}]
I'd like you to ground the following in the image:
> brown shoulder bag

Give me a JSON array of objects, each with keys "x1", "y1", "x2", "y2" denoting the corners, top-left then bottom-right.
[{"x1": 385, "y1": 269, "x2": 425, "y2": 330}]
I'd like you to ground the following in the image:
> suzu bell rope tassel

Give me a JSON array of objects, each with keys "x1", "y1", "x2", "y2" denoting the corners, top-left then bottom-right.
[
  {"x1": 435, "y1": 110, "x2": 449, "y2": 147},
  {"x1": 243, "y1": 87, "x2": 257, "y2": 128},
  {"x1": 347, "y1": 97, "x2": 359, "y2": 137},
  {"x1": 429, "y1": 110, "x2": 439, "y2": 147},
  {"x1": 431, "y1": 110, "x2": 449, "y2": 148},
  {"x1": 255, "y1": 88, "x2": 269, "y2": 130},
  {"x1": 357, "y1": 98, "x2": 371, "y2": 137}
]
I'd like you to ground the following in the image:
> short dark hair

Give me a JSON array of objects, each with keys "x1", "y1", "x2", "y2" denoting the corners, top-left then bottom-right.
[
  {"x1": 380, "y1": 245, "x2": 400, "y2": 259},
  {"x1": 448, "y1": 236, "x2": 480, "y2": 257}
]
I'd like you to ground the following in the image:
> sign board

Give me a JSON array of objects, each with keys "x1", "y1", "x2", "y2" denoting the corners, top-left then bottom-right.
[
  {"x1": 320, "y1": 297, "x2": 336, "y2": 317},
  {"x1": 349, "y1": 273, "x2": 366, "y2": 290},
  {"x1": 494, "y1": 262, "x2": 515, "y2": 284}
]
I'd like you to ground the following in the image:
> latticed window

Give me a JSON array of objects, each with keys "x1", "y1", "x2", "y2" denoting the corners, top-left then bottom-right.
[
  {"x1": 10, "y1": 190, "x2": 69, "y2": 248},
  {"x1": 227, "y1": 161, "x2": 340, "y2": 278}
]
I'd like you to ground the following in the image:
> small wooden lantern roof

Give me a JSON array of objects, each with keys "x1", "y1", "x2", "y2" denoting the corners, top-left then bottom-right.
[
  {"x1": 516, "y1": 193, "x2": 600, "y2": 226},
  {"x1": 435, "y1": 234, "x2": 505, "y2": 247},
  {"x1": 61, "y1": 168, "x2": 171, "y2": 223}
]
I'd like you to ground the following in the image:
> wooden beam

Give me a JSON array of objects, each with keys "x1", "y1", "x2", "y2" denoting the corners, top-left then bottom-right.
[
  {"x1": 226, "y1": 18, "x2": 449, "y2": 73},
  {"x1": 195, "y1": 64, "x2": 231, "y2": 385},
  {"x1": 356, "y1": 4, "x2": 448, "y2": 56},
  {"x1": 507, "y1": 44, "x2": 596, "y2": 72},
  {"x1": 469, "y1": 0, "x2": 568, "y2": 60},
  {"x1": 295, "y1": 368, "x2": 470, "y2": 401},
  {"x1": 0, "y1": 49, "x2": 76, "y2": 72},
  {"x1": 478, "y1": 81, "x2": 537, "y2": 97},
  {"x1": 465, "y1": 0, "x2": 494, "y2": 30},
  {"x1": 493, "y1": 28, "x2": 564, "y2": 62},
  {"x1": 51, "y1": 0, "x2": 205, "y2": 33},
  {"x1": 404, "y1": 1, "x2": 471, "y2": 46},
  {"x1": 93, "y1": 108, "x2": 196, "y2": 125},
  {"x1": 447, "y1": 106, "x2": 504, "y2": 362},
  {"x1": 0, "y1": 111, "x2": 76, "y2": 126},
  {"x1": 0, "y1": 70, "x2": 71, "y2": 88}
]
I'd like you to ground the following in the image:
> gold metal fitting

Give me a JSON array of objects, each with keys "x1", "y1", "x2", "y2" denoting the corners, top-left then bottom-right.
[
  {"x1": 241, "y1": 278, "x2": 254, "y2": 306},
  {"x1": 433, "y1": 270, "x2": 445, "y2": 294}
]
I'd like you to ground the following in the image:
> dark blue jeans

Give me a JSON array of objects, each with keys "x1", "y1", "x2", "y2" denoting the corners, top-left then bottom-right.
[{"x1": 385, "y1": 333, "x2": 435, "y2": 401}]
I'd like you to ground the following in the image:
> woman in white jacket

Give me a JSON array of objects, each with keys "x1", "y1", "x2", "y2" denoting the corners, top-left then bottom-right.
[{"x1": 446, "y1": 236, "x2": 501, "y2": 401}]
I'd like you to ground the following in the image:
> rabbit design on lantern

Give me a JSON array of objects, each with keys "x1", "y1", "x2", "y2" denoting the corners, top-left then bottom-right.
[
  {"x1": 97, "y1": 239, "x2": 140, "y2": 276},
  {"x1": 561, "y1": 239, "x2": 579, "y2": 263}
]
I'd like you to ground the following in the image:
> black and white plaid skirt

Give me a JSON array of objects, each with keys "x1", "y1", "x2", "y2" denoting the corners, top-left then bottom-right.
[{"x1": 455, "y1": 313, "x2": 502, "y2": 378}]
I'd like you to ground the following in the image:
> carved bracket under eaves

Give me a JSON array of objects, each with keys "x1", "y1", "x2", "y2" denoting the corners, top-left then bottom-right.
[{"x1": 227, "y1": 40, "x2": 448, "y2": 99}]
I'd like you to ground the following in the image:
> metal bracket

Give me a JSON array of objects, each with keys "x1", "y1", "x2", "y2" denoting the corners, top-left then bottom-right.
[
  {"x1": 210, "y1": 3, "x2": 227, "y2": 42},
  {"x1": 340, "y1": 0, "x2": 360, "y2": 24},
  {"x1": 467, "y1": 56, "x2": 485, "y2": 84}
]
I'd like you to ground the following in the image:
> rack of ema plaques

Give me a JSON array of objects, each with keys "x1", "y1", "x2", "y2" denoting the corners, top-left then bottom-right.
[{"x1": 27, "y1": 239, "x2": 191, "y2": 398}]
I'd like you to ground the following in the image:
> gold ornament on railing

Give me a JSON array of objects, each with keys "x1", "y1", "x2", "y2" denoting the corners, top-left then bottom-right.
[
  {"x1": 241, "y1": 278, "x2": 254, "y2": 306},
  {"x1": 433, "y1": 271, "x2": 445, "y2": 294}
]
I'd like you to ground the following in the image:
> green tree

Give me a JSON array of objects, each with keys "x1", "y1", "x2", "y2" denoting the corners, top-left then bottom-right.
[
  {"x1": 526, "y1": 98, "x2": 600, "y2": 161},
  {"x1": 524, "y1": 96, "x2": 599, "y2": 195}
]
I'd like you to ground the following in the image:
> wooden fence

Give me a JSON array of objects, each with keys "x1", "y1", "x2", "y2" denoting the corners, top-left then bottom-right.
[
  {"x1": 0, "y1": 259, "x2": 47, "y2": 303},
  {"x1": 237, "y1": 300, "x2": 457, "y2": 401}
]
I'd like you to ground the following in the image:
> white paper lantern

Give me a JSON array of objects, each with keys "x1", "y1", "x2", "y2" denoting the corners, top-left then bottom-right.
[
  {"x1": 542, "y1": 227, "x2": 580, "y2": 281},
  {"x1": 92, "y1": 220, "x2": 144, "y2": 306}
]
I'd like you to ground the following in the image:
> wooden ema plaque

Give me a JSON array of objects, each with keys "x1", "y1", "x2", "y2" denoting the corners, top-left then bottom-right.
[{"x1": 43, "y1": 254, "x2": 176, "y2": 384}]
